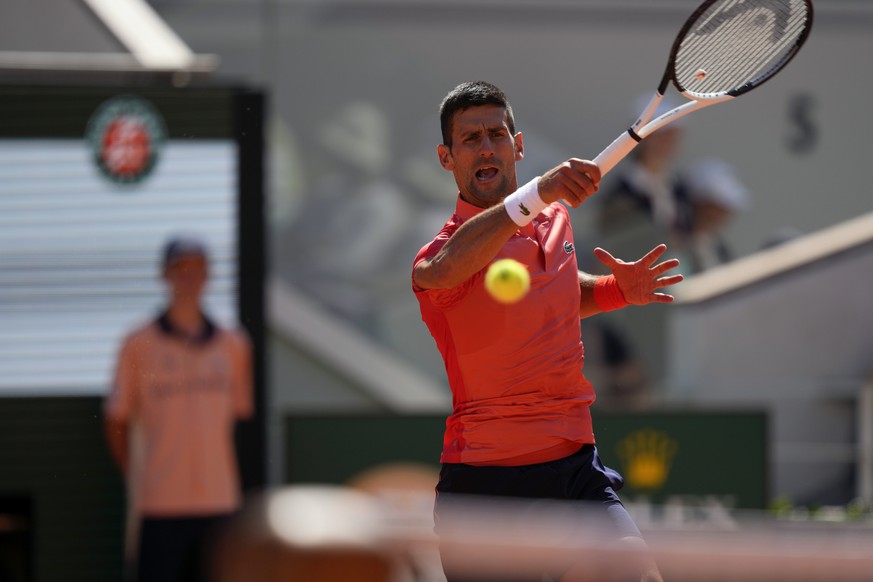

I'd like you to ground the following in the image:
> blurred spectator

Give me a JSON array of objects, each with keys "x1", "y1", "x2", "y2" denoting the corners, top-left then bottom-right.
[
  {"x1": 278, "y1": 101, "x2": 412, "y2": 327},
  {"x1": 683, "y1": 158, "x2": 752, "y2": 273},
  {"x1": 590, "y1": 96, "x2": 690, "y2": 409},
  {"x1": 104, "y1": 235, "x2": 253, "y2": 582},
  {"x1": 597, "y1": 95, "x2": 693, "y2": 259},
  {"x1": 581, "y1": 320, "x2": 651, "y2": 411}
]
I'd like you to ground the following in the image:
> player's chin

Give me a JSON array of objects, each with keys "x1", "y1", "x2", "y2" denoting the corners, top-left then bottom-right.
[{"x1": 470, "y1": 176, "x2": 508, "y2": 199}]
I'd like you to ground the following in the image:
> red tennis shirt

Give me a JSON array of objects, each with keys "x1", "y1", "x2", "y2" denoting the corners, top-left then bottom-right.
[{"x1": 413, "y1": 195, "x2": 596, "y2": 466}]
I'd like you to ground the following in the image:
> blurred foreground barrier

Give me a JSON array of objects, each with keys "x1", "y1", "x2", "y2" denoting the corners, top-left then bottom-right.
[{"x1": 214, "y1": 485, "x2": 873, "y2": 582}]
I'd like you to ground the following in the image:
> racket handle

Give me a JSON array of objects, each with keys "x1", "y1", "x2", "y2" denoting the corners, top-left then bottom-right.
[{"x1": 593, "y1": 130, "x2": 640, "y2": 177}]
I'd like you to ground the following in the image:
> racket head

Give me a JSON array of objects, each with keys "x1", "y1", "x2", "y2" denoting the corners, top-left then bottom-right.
[{"x1": 668, "y1": 0, "x2": 814, "y2": 99}]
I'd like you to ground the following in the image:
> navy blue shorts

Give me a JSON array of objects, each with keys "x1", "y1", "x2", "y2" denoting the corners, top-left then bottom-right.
[
  {"x1": 434, "y1": 444, "x2": 641, "y2": 581},
  {"x1": 137, "y1": 514, "x2": 232, "y2": 582}
]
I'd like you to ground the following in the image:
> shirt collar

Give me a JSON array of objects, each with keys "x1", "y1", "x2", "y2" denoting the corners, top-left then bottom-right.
[
  {"x1": 453, "y1": 194, "x2": 487, "y2": 221},
  {"x1": 156, "y1": 310, "x2": 216, "y2": 344}
]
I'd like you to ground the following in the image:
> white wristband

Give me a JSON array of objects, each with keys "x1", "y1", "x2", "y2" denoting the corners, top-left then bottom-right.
[{"x1": 503, "y1": 177, "x2": 548, "y2": 226}]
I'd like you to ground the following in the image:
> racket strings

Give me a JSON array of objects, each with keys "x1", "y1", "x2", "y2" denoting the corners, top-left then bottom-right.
[
  {"x1": 697, "y1": 10, "x2": 801, "y2": 87},
  {"x1": 674, "y1": 0, "x2": 810, "y2": 95},
  {"x1": 681, "y1": 0, "x2": 802, "y2": 69},
  {"x1": 680, "y1": 19, "x2": 795, "y2": 92},
  {"x1": 677, "y1": 1, "x2": 807, "y2": 93},
  {"x1": 679, "y1": 6, "x2": 802, "y2": 92},
  {"x1": 686, "y1": 3, "x2": 796, "y2": 73}
]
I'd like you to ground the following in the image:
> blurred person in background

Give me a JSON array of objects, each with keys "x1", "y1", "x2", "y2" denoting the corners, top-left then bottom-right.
[
  {"x1": 590, "y1": 153, "x2": 751, "y2": 407},
  {"x1": 277, "y1": 101, "x2": 413, "y2": 328},
  {"x1": 104, "y1": 235, "x2": 253, "y2": 582},
  {"x1": 682, "y1": 158, "x2": 752, "y2": 273},
  {"x1": 596, "y1": 97, "x2": 751, "y2": 275},
  {"x1": 588, "y1": 97, "x2": 691, "y2": 411},
  {"x1": 597, "y1": 95, "x2": 693, "y2": 259}
]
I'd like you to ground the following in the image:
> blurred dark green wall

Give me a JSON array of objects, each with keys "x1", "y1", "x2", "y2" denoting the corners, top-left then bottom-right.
[
  {"x1": 284, "y1": 410, "x2": 768, "y2": 509},
  {"x1": 0, "y1": 397, "x2": 126, "y2": 582}
]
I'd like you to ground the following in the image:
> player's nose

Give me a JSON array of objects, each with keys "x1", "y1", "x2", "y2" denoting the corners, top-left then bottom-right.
[{"x1": 479, "y1": 135, "x2": 495, "y2": 155}]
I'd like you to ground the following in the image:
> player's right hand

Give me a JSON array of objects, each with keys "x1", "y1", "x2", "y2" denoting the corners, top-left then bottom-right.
[{"x1": 537, "y1": 159, "x2": 601, "y2": 208}]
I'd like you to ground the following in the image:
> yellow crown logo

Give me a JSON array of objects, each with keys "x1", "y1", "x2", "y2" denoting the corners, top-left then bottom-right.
[{"x1": 615, "y1": 429, "x2": 678, "y2": 491}]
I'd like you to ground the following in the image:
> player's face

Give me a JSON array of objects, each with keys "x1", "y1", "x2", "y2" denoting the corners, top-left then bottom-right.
[
  {"x1": 438, "y1": 105, "x2": 524, "y2": 208},
  {"x1": 163, "y1": 255, "x2": 208, "y2": 304}
]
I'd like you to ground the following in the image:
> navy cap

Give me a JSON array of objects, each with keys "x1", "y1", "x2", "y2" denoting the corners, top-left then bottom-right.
[{"x1": 162, "y1": 235, "x2": 208, "y2": 269}]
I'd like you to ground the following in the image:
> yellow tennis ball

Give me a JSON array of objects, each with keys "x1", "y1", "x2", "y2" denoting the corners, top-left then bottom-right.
[{"x1": 485, "y1": 258, "x2": 530, "y2": 304}]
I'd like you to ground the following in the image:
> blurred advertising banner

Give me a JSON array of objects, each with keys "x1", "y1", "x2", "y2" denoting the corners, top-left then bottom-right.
[{"x1": 284, "y1": 409, "x2": 767, "y2": 514}]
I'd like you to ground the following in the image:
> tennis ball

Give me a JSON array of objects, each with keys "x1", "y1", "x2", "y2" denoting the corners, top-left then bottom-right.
[{"x1": 485, "y1": 258, "x2": 530, "y2": 304}]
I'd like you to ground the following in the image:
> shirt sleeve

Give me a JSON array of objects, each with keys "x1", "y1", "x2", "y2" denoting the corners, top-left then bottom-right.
[
  {"x1": 411, "y1": 233, "x2": 477, "y2": 309},
  {"x1": 104, "y1": 334, "x2": 140, "y2": 422},
  {"x1": 415, "y1": 277, "x2": 476, "y2": 309}
]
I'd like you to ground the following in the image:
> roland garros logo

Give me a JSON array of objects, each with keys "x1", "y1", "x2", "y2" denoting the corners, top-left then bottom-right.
[{"x1": 86, "y1": 96, "x2": 166, "y2": 185}]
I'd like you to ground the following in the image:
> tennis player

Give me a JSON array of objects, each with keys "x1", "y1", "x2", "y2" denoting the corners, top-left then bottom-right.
[{"x1": 412, "y1": 81, "x2": 681, "y2": 581}]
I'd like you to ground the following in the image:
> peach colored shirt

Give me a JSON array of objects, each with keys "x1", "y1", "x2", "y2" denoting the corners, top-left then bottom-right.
[
  {"x1": 105, "y1": 316, "x2": 252, "y2": 516},
  {"x1": 414, "y1": 196, "x2": 596, "y2": 466}
]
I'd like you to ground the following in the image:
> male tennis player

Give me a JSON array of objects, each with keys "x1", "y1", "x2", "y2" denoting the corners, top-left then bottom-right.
[{"x1": 412, "y1": 81, "x2": 680, "y2": 581}]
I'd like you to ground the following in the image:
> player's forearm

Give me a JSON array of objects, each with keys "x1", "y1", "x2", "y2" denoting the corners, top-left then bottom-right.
[{"x1": 414, "y1": 204, "x2": 519, "y2": 290}]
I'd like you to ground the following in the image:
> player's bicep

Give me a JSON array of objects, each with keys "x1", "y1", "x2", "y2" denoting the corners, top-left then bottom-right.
[{"x1": 412, "y1": 235, "x2": 450, "y2": 292}]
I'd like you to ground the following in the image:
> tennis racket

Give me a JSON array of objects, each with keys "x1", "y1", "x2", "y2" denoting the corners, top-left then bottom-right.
[{"x1": 594, "y1": 0, "x2": 814, "y2": 177}]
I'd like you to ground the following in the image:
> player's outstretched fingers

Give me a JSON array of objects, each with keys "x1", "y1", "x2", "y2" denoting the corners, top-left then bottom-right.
[
  {"x1": 593, "y1": 245, "x2": 684, "y2": 306},
  {"x1": 651, "y1": 258, "x2": 681, "y2": 277},
  {"x1": 648, "y1": 291, "x2": 676, "y2": 303},
  {"x1": 592, "y1": 247, "x2": 622, "y2": 270},
  {"x1": 639, "y1": 244, "x2": 668, "y2": 267},
  {"x1": 656, "y1": 273, "x2": 684, "y2": 290}
]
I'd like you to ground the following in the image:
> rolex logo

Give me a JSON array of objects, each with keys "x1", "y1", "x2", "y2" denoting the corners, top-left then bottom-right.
[
  {"x1": 518, "y1": 202, "x2": 531, "y2": 216},
  {"x1": 616, "y1": 429, "x2": 678, "y2": 491}
]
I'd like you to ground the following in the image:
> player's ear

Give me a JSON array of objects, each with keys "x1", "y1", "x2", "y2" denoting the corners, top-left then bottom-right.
[
  {"x1": 437, "y1": 144, "x2": 454, "y2": 171},
  {"x1": 514, "y1": 132, "x2": 524, "y2": 162}
]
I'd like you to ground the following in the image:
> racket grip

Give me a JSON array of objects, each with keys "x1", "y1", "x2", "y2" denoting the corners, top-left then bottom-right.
[{"x1": 592, "y1": 130, "x2": 640, "y2": 177}]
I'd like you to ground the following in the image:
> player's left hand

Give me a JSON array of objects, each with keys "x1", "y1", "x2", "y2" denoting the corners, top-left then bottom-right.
[{"x1": 594, "y1": 244, "x2": 683, "y2": 305}]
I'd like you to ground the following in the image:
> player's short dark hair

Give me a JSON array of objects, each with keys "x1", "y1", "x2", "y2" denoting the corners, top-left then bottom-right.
[{"x1": 439, "y1": 81, "x2": 516, "y2": 147}]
